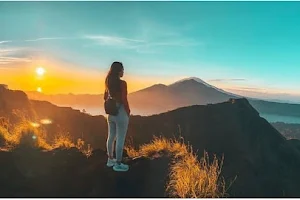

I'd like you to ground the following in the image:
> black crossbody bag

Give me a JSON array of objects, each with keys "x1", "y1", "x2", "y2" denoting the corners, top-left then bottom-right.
[{"x1": 104, "y1": 89, "x2": 119, "y2": 116}]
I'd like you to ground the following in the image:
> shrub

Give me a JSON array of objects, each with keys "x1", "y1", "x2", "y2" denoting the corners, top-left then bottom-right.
[
  {"x1": 125, "y1": 136, "x2": 228, "y2": 198},
  {"x1": 11, "y1": 121, "x2": 51, "y2": 150},
  {"x1": 52, "y1": 132, "x2": 75, "y2": 149}
]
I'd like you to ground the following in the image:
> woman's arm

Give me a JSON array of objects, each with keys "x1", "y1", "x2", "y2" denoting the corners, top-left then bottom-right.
[{"x1": 121, "y1": 81, "x2": 130, "y2": 116}]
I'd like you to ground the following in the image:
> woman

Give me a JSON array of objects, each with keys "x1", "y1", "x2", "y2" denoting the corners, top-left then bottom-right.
[{"x1": 104, "y1": 61, "x2": 130, "y2": 172}]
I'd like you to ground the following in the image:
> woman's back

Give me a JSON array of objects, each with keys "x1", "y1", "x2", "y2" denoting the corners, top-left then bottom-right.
[{"x1": 104, "y1": 79, "x2": 130, "y2": 117}]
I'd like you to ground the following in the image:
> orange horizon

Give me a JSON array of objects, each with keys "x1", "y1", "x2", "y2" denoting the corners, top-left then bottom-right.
[
  {"x1": 0, "y1": 61, "x2": 183, "y2": 94},
  {"x1": 1, "y1": 60, "x2": 300, "y2": 96}
]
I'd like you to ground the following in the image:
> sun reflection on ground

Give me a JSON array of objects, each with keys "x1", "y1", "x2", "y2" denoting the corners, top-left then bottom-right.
[
  {"x1": 30, "y1": 122, "x2": 40, "y2": 128},
  {"x1": 40, "y1": 119, "x2": 52, "y2": 125}
]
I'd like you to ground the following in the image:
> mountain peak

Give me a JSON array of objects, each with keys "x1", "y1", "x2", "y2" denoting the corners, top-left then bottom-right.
[
  {"x1": 144, "y1": 83, "x2": 168, "y2": 90},
  {"x1": 169, "y1": 77, "x2": 241, "y2": 98},
  {"x1": 170, "y1": 77, "x2": 207, "y2": 86}
]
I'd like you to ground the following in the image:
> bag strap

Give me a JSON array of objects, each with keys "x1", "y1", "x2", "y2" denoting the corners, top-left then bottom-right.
[
  {"x1": 105, "y1": 87, "x2": 113, "y2": 100},
  {"x1": 105, "y1": 87, "x2": 121, "y2": 111}
]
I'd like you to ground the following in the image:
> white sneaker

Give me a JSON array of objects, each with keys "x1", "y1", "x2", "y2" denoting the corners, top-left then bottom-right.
[
  {"x1": 106, "y1": 158, "x2": 117, "y2": 167},
  {"x1": 113, "y1": 163, "x2": 129, "y2": 172}
]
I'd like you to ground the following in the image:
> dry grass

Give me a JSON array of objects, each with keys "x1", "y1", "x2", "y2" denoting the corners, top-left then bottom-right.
[
  {"x1": 4, "y1": 121, "x2": 52, "y2": 150},
  {"x1": 76, "y1": 138, "x2": 93, "y2": 157},
  {"x1": 51, "y1": 132, "x2": 93, "y2": 157},
  {"x1": 125, "y1": 136, "x2": 228, "y2": 198},
  {"x1": 53, "y1": 132, "x2": 75, "y2": 149},
  {"x1": 0, "y1": 125, "x2": 11, "y2": 145},
  {"x1": 125, "y1": 136, "x2": 188, "y2": 158},
  {"x1": 168, "y1": 151, "x2": 226, "y2": 198},
  {"x1": 0, "y1": 119, "x2": 93, "y2": 157}
]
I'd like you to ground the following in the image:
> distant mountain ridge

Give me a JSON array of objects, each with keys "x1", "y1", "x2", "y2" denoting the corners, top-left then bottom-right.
[{"x1": 21, "y1": 77, "x2": 300, "y2": 117}]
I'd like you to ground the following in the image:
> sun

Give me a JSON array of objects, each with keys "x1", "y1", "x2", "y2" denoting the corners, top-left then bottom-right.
[
  {"x1": 36, "y1": 67, "x2": 45, "y2": 76},
  {"x1": 37, "y1": 87, "x2": 42, "y2": 93}
]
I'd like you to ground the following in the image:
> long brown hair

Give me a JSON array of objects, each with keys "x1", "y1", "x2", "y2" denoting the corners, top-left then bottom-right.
[{"x1": 105, "y1": 62, "x2": 124, "y2": 97}]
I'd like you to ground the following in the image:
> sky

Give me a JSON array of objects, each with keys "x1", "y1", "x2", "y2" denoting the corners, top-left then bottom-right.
[{"x1": 1, "y1": 2, "x2": 300, "y2": 102}]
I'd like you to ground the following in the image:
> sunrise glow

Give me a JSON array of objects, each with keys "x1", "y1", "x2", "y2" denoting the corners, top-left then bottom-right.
[
  {"x1": 37, "y1": 87, "x2": 42, "y2": 93},
  {"x1": 36, "y1": 67, "x2": 45, "y2": 76}
]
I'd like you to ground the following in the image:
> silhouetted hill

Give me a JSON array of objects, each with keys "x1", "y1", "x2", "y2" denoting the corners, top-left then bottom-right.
[
  {"x1": 29, "y1": 99, "x2": 107, "y2": 145},
  {"x1": 0, "y1": 147, "x2": 170, "y2": 197},
  {"x1": 0, "y1": 85, "x2": 37, "y2": 123},
  {"x1": 1, "y1": 87, "x2": 300, "y2": 197}
]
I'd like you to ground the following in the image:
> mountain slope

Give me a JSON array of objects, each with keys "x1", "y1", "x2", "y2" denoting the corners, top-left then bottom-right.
[
  {"x1": 2, "y1": 87, "x2": 300, "y2": 197},
  {"x1": 0, "y1": 85, "x2": 37, "y2": 123},
  {"x1": 126, "y1": 98, "x2": 300, "y2": 197}
]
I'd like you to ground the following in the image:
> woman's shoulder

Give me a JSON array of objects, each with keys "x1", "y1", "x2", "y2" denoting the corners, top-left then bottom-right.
[{"x1": 120, "y1": 80, "x2": 127, "y2": 86}]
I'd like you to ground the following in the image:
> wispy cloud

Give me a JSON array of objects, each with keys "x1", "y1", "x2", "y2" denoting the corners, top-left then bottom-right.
[
  {"x1": 24, "y1": 37, "x2": 72, "y2": 42},
  {"x1": 235, "y1": 87, "x2": 265, "y2": 91},
  {"x1": 84, "y1": 34, "x2": 201, "y2": 53},
  {"x1": 3, "y1": 33, "x2": 201, "y2": 56},
  {"x1": 0, "y1": 36, "x2": 80, "y2": 65},
  {"x1": 84, "y1": 35, "x2": 146, "y2": 47},
  {"x1": 145, "y1": 40, "x2": 201, "y2": 47},
  {"x1": 1, "y1": 31, "x2": 200, "y2": 63},
  {"x1": 0, "y1": 37, "x2": 76, "y2": 44},
  {"x1": 0, "y1": 47, "x2": 26, "y2": 54},
  {"x1": 0, "y1": 41, "x2": 12, "y2": 44},
  {"x1": 227, "y1": 87, "x2": 266, "y2": 92},
  {"x1": 208, "y1": 78, "x2": 247, "y2": 82},
  {"x1": 147, "y1": 39, "x2": 203, "y2": 47},
  {"x1": 0, "y1": 47, "x2": 34, "y2": 65},
  {"x1": 0, "y1": 57, "x2": 32, "y2": 65}
]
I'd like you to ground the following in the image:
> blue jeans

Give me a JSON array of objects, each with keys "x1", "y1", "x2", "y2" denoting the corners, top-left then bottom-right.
[{"x1": 106, "y1": 104, "x2": 129, "y2": 162}]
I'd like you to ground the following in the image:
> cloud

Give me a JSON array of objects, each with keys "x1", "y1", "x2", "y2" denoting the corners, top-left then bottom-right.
[
  {"x1": 0, "y1": 36, "x2": 79, "y2": 65},
  {"x1": 227, "y1": 87, "x2": 266, "y2": 92},
  {"x1": 84, "y1": 34, "x2": 201, "y2": 54},
  {"x1": 145, "y1": 40, "x2": 201, "y2": 47},
  {"x1": 0, "y1": 57, "x2": 32, "y2": 65},
  {"x1": 0, "y1": 47, "x2": 26, "y2": 54},
  {"x1": 208, "y1": 78, "x2": 247, "y2": 82},
  {"x1": 84, "y1": 35, "x2": 146, "y2": 47},
  {"x1": 24, "y1": 37, "x2": 71, "y2": 42},
  {"x1": 3, "y1": 32, "x2": 201, "y2": 56},
  {"x1": 0, "y1": 41, "x2": 12, "y2": 44},
  {"x1": 0, "y1": 47, "x2": 34, "y2": 65},
  {"x1": 235, "y1": 87, "x2": 265, "y2": 91}
]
